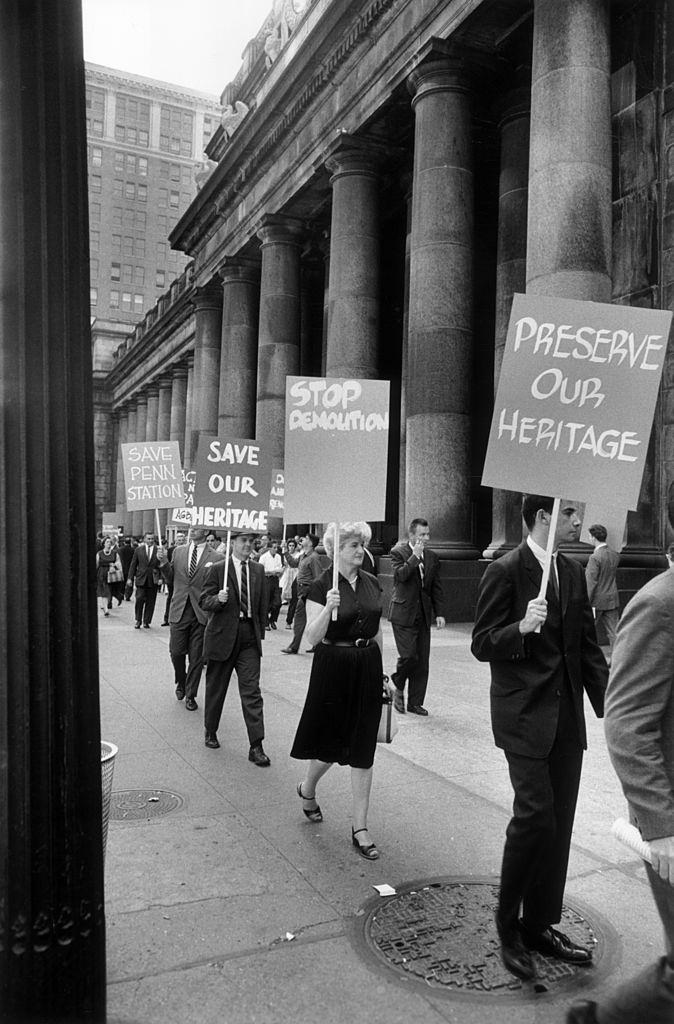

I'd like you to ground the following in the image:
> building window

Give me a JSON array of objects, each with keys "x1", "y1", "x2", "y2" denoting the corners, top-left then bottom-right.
[
  {"x1": 124, "y1": 182, "x2": 135, "y2": 200},
  {"x1": 110, "y1": 290, "x2": 119, "y2": 308},
  {"x1": 134, "y1": 266, "x2": 145, "y2": 286},
  {"x1": 137, "y1": 184, "x2": 147, "y2": 203},
  {"x1": 121, "y1": 292, "x2": 132, "y2": 311},
  {"x1": 169, "y1": 190, "x2": 179, "y2": 208},
  {"x1": 203, "y1": 116, "x2": 214, "y2": 148},
  {"x1": 136, "y1": 211, "x2": 146, "y2": 228},
  {"x1": 133, "y1": 294, "x2": 144, "y2": 313},
  {"x1": 122, "y1": 264, "x2": 133, "y2": 285},
  {"x1": 91, "y1": 119, "x2": 103, "y2": 136},
  {"x1": 155, "y1": 269, "x2": 166, "y2": 288},
  {"x1": 111, "y1": 262, "x2": 121, "y2": 281},
  {"x1": 159, "y1": 104, "x2": 194, "y2": 158},
  {"x1": 115, "y1": 94, "x2": 151, "y2": 148},
  {"x1": 123, "y1": 209, "x2": 134, "y2": 228},
  {"x1": 91, "y1": 146, "x2": 102, "y2": 168},
  {"x1": 157, "y1": 215, "x2": 167, "y2": 235},
  {"x1": 111, "y1": 234, "x2": 121, "y2": 254},
  {"x1": 123, "y1": 236, "x2": 133, "y2": 257},
  {"x1": 114, "y1": 152, "x2": 124, "y2": 172},
  {"x1": 85, "y1": 86, "x2": 105, "y2": 136},
  {"x1": 113, "y1": 179, "x2": 123, "y2": 197},
  {"x1": 112, "y1": 206, "x2": 122, "y2": 226},
  {"x1": 169, "y1": 163, "x2": 180, "y2": 182},
  {"x1": 125, "y1": 154, "x2": 136, "y2": 175},
  {"x1": 156, "y1": 242, "x2": 166, "y2": 262},
  {"x1": 181, "y1": 165, "x2": 192, "y2": 185},
  {"x1": 90, "y1": 287, "x2": 98, "y2": 305},
  {"x1": 134, "y1": 236, "x2": 145, "y2": 258},
  {"x1": 90, "y1": 202, "x2": 101, "y2": 222},
  {"x1": 89, "y1": 229, "x2": 99, "y2": 252},
  {"x1": 138, "y1": 130, "x2": 149, "y2": 147},
  {"x1": 138, "y1": 157, "x2": 148, "y2": 177},
  {"x1": 90, "y1": 175, "x2": 102, "y2": 193},
  {"x1": 90, "y1": 257, "x2": 99, "y2": 277},
  {"x1": 158, "y1": 188, "x2": 168, "y2": 208}
]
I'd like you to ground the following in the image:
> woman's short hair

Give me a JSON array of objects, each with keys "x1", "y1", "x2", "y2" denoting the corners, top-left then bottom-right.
[{"x1": 323, "y1": 521, "x2": 372, "y2": 559}]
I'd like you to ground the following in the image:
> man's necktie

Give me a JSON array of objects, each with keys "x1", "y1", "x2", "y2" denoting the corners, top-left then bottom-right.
[
  {"x1": 550, "y1": 555, "x2": 559, "y2": 599},
  {"x1": 240, "y1": 559, "x2": 249, "y2": 617},
  {"x1": 419, "y1": 558, "x2": 425, "y2": 583},
  {"x1": 188, "y1": 544, "x2": 198, "y2": 579}
]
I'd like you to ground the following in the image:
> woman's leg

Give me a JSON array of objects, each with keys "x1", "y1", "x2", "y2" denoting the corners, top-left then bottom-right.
[
  {"x1": 351, "y1": 766, "x2": 374, "y2": 841},
  {"x1": 300, "y1": 759, "x2": 332, "y2": 810}
]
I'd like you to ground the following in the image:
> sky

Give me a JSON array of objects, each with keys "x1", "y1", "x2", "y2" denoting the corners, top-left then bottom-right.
[{"x1": 82, "y1": 0, "x2": 275, "y2": 97}]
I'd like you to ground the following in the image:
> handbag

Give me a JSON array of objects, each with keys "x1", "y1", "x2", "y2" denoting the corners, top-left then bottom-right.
[
  {"x1": 107, "y1": 557, "x2": 123, "y2": 583},
  {"x1": 377, "y1": 677, "x2": 398, "y2": 744}
]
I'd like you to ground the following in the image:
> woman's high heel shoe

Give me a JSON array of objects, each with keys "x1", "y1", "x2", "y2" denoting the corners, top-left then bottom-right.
[
  {"x1": 297, "y1": 782, "x2": 323, "y2": 822},
  {"x1": 352, "y1": 828, "x2": 379, "y2": 860}
]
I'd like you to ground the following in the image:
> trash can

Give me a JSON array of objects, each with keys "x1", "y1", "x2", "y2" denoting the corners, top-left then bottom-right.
[{"x1": 100, "y1": 740, "x2": 118, "y2": 861}]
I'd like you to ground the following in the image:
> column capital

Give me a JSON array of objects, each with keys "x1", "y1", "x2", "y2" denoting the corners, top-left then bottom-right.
[
  {"x1": 185, "y1": 353, "x2": 195, "y2": 369},
  {"x1": 257, "y1": 213, "x2": 306, "y2": 247},
  {"x1": 190, "y1": 282, "x2": 223, "y2": 312},
  {"x1": 145, "y1": 383, "x2": 160, "y2": 399},
  {"x1": 492, "y1": 83, "x2": 531, "y2": 129},
  {"x1": 157, "y1": 373, "x2": 174, "y2": 391},
  {"x1": 407, "y1": 38, "x2": 493, "y2": 103},
  {"x1": 171, "y1": 362, "x2": 189, "y2": 382},
  {"x1": 323, "y1": 135, "x2": 384, "y2": 182},
  {"x1": 135, "y1": 391, "x2": 148, "y2": 408},
  {"x1": 218, "y1": 255, "x2": 261, "y2": 286}
]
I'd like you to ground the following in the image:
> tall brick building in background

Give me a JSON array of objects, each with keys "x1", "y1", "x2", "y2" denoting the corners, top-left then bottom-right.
[{"x1": 85, "y1": 62, "x2": 220, "y2": 517}]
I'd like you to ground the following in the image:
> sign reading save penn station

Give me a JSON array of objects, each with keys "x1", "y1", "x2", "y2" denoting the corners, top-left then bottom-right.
[{"x1": 482, "y1": 293, "x2": 672, "y2": 510}]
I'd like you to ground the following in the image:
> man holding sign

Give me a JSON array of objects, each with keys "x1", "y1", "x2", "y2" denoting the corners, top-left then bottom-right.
[{"x1": 471, "y1": 494, "x2": 607, "y2": 981}]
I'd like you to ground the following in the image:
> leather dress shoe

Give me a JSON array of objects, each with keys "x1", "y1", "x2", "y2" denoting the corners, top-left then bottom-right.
[
  {"x1": 143, "y1": 623, "x2": 150, "y2": 629},
  {"x1": 248, "y1": 743, "x2": 271, "y2": 767},
  {"x1": 185, "y1": 697, "x2": 198, "y2": 711},
  {"x1": 161, "y1": 621, "x2": 169, "y2": 626},
  {"x1": 392, "y1": 689, "x2": 405, "y2": 714},
  {"x1": 407, "y1": 705, "x2": 429, "y2": 716},
  {"x1": 204, "y1": 731, "x2": 220, "y2": 749},
  {"x1": 496, "y1": 915, "x2": 535, "y2": 981},
  {"x1": 566, "y1": 1001, "x2": 598, "y2": 1024},
  {"x1": 175, "y1": 686, "x2": 185, "y2": 701},
  {"x1": 519, "y1": 922, "x2": 593, "y2": 964},
  {"x1": 281, "y1": 647, "x2": 298, "y2": 654},
  {"x1": 134, "y1": 622, "x2": 141, "y2": 629}
]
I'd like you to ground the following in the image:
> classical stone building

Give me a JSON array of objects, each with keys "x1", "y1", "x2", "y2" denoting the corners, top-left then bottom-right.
[{"x1": 103, "y1": 0, "x2": 674, "y2": 618}]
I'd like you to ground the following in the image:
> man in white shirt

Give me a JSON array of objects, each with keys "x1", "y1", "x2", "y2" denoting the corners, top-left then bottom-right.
[{"x1": 259, "y1": 540, "x2": 283, "y2": 629}]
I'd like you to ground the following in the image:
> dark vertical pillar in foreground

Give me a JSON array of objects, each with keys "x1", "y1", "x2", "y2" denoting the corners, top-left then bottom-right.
[{"x1": 0, "y1": 2, "x2": 106, "y2": 1021}]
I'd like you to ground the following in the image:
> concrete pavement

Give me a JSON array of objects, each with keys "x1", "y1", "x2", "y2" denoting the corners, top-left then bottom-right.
[{"x1": 99, "y1": 597, "x2": 659, "y2": 1024}]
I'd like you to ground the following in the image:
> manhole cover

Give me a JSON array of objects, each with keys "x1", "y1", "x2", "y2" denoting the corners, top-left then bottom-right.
[
  {"x1": 110, "y1": 789, "x2": 184, "y2": 820},
  {"x1": 360, "y1": 878, "x2": 615, "y2": 999}
]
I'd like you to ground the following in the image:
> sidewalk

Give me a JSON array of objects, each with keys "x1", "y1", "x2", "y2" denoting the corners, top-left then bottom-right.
[{"x1": 100, "y1": 599, "x2": 658, "y2": 1024}]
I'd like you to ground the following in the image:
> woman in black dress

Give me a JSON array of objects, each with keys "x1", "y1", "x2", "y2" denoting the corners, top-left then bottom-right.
[
  {"x1": 290, "y1": 521, "x2": 384, "y2": 861},
  {"x1": 96, "y1": 537, "x2": 118, "y2": 617}
]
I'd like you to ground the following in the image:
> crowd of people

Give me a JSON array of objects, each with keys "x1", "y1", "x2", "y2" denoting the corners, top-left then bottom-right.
[{"x1": 95, "y1": 502, "x2": 673, "y2": 1022}]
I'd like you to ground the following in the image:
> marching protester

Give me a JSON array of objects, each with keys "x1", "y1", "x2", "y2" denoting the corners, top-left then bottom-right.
[
  {"x1": 96, "y1": 536, "x2": 120, "y2": 617},
  {"x1": 127, "y1": 531, "x2": 163, "y2": 629},
  {"x1": 199, "y1": 529, "x2": 271, "y2": 766},
  {"x1": 107, "y1": 535, "x2": 125, "y2": 607},
  {"x1": 258, "y1": 539, "x2": 283, "y2": 629},
  {"x1": 159, "y1": 527, "x2": 224, "y2": 710},
  {"x1": 281, "y1": 533, "x2": 323, "y2": 654},
  {"x1": 290, "y1": 522, "x2": 385, "y2": 861},
  {"x1": 161, "y1": 528, "x2": 186, "y2": 625},
  {"x1": 280, "y1": 538, "x2": 299, "y2": 628},
  {"x1": 568, "y1": 568, "x2": 674, "y2": 1024},
  {"x1": 585, "y1": 523, "x2": 620, "y2": 664},
  {"x1": 471, "y1": 494, "x2": 608, "y2": 981},
  {"x1": 388, "y1": 517, "x2": 445, "y2": 716}
]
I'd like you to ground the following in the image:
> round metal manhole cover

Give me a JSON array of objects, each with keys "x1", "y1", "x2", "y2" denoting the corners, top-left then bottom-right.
[
  {"x1": 110, "y1": 790, "x2": 184, "y2": 820},
  {"x1": 359, "y1": 878, "x2": 616, "y2": 999}
]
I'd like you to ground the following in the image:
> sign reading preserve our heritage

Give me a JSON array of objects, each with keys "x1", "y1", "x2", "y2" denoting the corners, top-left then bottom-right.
[
  {"x1": 121, "y1": 441, "x2": 186, "y2": 511},
  {"x1": 482, "y1": 294, "x2": 672, "y2": 509},
  {"x1": 284, "y1": 376, "x2": 390, "y2": 521},
  {"x1": 192, "y1": 436, "x2": 272, "y2": 532}
]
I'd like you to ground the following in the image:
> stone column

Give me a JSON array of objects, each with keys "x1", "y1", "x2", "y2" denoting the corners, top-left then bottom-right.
[
  {"x1": 527, "y1": 0, "x2": 612, "y2": 300},
  {"x1": 256, "y1": 215, "x2": 304, "y2": 464},
  {"x1": 398, "y1": 173, "x2": 413, "y2": 539},
  {"x1": 218, "y1": 257, "x2": 260, "y2": 438},
  {"x1": 115, "y1": 405, "x2": 130, "y2": 520},
  {"x1": 124, "y1": 401, "x2": 138, "y2": 533},
  {"x1": 184, "y1": 355, "x2": 195, "y2": 470},
  {"x1": 406, "y1": 45, "x2": 478, "y2": 557},
  {"x1": 484, "y1": 90, "x2": 530, "y2": 558},
  {"x1": 189, "y1": 283, "x2": 223, "y2": 465},
  {"x1": 300, "y1": 242, "x2": 325, "y2": 378},
  {"x1": 324, "y1": 140, "x2": 380, "y2": 378},
  {"x1": 156, "y1": 375, "x2": 173, "y2": 537},
  {"x1": 169, "y1": 364, "x2": 189, "y2": 521},
  {"x1": 132, "y1": 392, "x2": 148, "y2": 536},
  {"x1": 142, "y1": 386, "x2": 159, "y2": 535},
  {"x1": 0, "y1": 1, "x2": 105, "y2": 1018}
]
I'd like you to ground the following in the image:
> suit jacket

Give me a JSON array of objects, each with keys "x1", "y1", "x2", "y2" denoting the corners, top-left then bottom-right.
[
  {"x1": 199, "y1": 557, "x2": 268, "y2": 661},
  {"x1": 388, "y1": 541, "x2": 444, "y2": 628},
  {"x1": 471, "y1": 541, "x2": 607, "y2": 757},
  {"x1": 605, "y1": 569, "x2": 674, "y2": 842},
  {"x1": 585, "y1": 544, "x2": 620, "y2": 610},
  {"x1": 161, "y1": 544, "x2": 225, "y2": 626},
  {"x1": 128, "y1": 543, "x2": 161, "y2": 587}
]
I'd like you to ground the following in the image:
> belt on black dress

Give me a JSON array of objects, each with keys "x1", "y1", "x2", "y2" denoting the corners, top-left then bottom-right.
[{"x1": 321, "y1": 638, "x2": 373, "y2": 648}]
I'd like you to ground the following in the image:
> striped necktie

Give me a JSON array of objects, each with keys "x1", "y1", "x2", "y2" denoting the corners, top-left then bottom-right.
[
  {"x1": 188, "y1": 544, "x2": 198, "y2": 579},
  {"x1": 240, "y1": 559, "x2": 249, "y2": 617}
]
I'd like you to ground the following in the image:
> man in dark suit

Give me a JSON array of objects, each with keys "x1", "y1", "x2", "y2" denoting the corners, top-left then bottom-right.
[
  {"x1": 585, "y1": 523, "x2": 620, "y2": 662},
  {"x1": 471, "y1": 494, "x2": 607, "y2": 980},
  {"x1": 199, "y1": 529, "x2": 270, "y2": 766},
  {"x1": 161, "y1": 529, "x2": 186, "y2": 625},
  {"x1": 388, "y1": 517, "x2": 446, "y2": 716},
  {"x1": 568, "y1": 569, "x2": 674, "y2": 1023},
  {"x1": 127, "y1": 531, "x2": 162, "y2": 629},
  {"x1": 159, "y1": 527, "x2": 224, "y2": 710}
]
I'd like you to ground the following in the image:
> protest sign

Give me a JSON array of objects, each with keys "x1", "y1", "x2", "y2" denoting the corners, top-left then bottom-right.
[
  {"x1": 580, "y1": 502, "x2": 628, "y2": 553},
  {"x1": 482, "y1": 294, "x2": 672, "y2": 511},
  {"x1": 284, "y1": 376, "x2": 390, "y2": 522},
  {"x1": 191, "y1": 437, "x2": 272, "y2": 532},
  {"x1": 101, "y1": 512, "x2": 122, "y2": 537},
  {"x1": 171, "y1": 468, "x2": 195, "y2": 526},
  {"x1": 269, "y1": 468, "x2": 284, "y2": 517},
  {"x1": 121, "y1": 441, "x2": 186, "y2": 511}
]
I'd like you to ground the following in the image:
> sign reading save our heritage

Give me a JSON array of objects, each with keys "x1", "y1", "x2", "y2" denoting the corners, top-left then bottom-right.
[
  {"x1": 192, "y1": 436, "x2": 272, "y2": 532},
  {"x1": 121, "y1": 441, "x2": 186, "y2": 511},
  {"x1": 482, "y1": 294, "x2": 672, "y2": 510},
  {"x1": 283, "y1": 376, "x2": 390, "y2": 522}
]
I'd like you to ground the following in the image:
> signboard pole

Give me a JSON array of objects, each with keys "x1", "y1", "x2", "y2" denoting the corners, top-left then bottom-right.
[
  {"x1": 331, "y1": 520, "x2": 339, "y2": 621},
  {"x1": 535, "y1": 496, "x2": 560, "y2": 634},
  {"x1": 155, "y1": 507, "x2": 161, "y2": 543},
  {"x1": 223, "y1": 529, "x2": 232, "y2": 589}
]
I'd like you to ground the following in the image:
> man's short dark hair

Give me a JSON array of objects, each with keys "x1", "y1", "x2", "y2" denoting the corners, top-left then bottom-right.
[
  {"x1": 666, "y1": 543, "x2": 674, "y2": 560},
  {"x1": 521, "y1": 494, "x2": 555, "y2": 531},
  {"x1": 409, "y1": 517, "x2": 429, "y2": 533},
  {"x1": 305, "y1": 533, "x2": 320, "y2": 549},
  {"x1": 589, "y1": 524, "x2": 607, "y2": 543}
]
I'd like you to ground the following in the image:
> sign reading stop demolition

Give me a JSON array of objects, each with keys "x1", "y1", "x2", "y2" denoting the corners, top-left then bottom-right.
[
  {"x1": 482, "y1": 293, "x2": 672, "y2": 509},
  {"x1": 192, "y1": 437, "x2": 272, "y2": 533}
]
